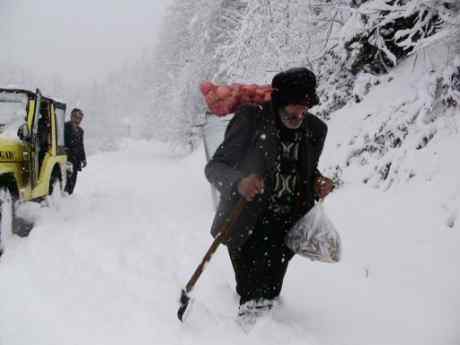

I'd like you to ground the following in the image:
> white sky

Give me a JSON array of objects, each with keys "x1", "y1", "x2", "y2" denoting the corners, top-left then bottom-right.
[{"x1": 0, "y1": 0, "x2": 171, "y2": 84}]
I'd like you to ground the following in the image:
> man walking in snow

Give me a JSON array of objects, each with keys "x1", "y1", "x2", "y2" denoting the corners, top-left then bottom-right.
[
  {"x1": 64, "y1": 108, "x2": 87, "y2": 195},
  {"x1": 205, "y1": 67, "x2": 334, "y2": 320}
]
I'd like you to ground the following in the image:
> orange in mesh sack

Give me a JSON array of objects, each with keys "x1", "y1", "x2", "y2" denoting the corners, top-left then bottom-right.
[{"x1": 200, "y1": 81, "x2": 273, "y2": 116}]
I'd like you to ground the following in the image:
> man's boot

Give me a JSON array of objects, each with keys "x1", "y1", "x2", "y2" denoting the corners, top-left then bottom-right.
[{"x1": 236, "y1": 299, "x2": 274, "y2": 331}]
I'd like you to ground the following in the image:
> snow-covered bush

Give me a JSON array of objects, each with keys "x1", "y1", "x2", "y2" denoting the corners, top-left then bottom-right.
[
  {"x1": 434, "y1": 56, "x2": 460, "y2": 109},
  {"x1": 311, "y1": 0, "x2": 460, "y2": 125},
  {"x1": 314, "y1": 50, "x2": 356, "y2": 120},
  {"x1": 343, "y1": 0, "x2": 448, "y2": 75}
]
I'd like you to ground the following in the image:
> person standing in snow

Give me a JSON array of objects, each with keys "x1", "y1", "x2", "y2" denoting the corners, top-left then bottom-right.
[
  {"x1": 205, "y1": 67, "x2": 334, "y2": 318},
  {"x1": 64, "y1": 108, "x2": 87, "y2": 195}
]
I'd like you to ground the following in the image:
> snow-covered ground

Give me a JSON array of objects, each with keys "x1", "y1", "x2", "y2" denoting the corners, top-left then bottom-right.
[
  {"x1": 1, "y1": 52, "x2": 459, "y2": 345},
  {"x1": 0, "y1": 134, "x2": 458, "y2": 345}
]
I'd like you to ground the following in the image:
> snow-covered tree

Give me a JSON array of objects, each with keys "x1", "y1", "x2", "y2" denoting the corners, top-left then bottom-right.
[
  {"x1": 214, "y1": 0, "x2": 349, "y2": 83},
  {"x1": 342, "y1": 0, "x2": 458, "y2": 74},
  {"x1": 144, "y1": 0, "x2": 234, "y2": 149}
]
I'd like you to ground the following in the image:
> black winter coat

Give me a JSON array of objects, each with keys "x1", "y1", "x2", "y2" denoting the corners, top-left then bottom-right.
[
  {"x1": 205, "y1": 102, "x2": 328, "y2": 250},
  {"x1": 64, "y1": 121, "x2": 86, "y2": 170}
]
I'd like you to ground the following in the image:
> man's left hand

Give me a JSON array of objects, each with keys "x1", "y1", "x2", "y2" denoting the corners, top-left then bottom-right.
[
  {"x1": 314, "y1": 176, "x2": 334, "y2": 199},
  {"x1": 81, "y1": 160, "x2": 87, "y2": 169}
]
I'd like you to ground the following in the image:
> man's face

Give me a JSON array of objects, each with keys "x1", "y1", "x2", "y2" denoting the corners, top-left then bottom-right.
[
  {"x1": 279, "y1": 104, "x2": 307, "y2": 129},
  {"x1": 70, "y1": 112, "x2": 83, "y2": 126},
  {"x1": 71, "y1": 112, "x2": 83, "y2": 126}
]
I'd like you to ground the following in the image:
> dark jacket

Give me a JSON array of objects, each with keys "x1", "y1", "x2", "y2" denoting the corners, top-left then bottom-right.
[
  {"x1": 205, "y1": 102, "x2": 328, "y2": 250},
  {"x1": 64, "y1": 121, "x2": 86, "y2": 169},
  {"x1": 38, "y1": 116, "x2": 50, "y2": 151}
]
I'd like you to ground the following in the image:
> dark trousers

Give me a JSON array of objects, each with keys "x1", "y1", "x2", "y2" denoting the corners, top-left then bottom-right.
[
  {"x1": 228, "y1": 214, "x2": 296, "y2": 305},
  {"x1": 65, "y1": 163, "x2": 79, "y2": 195}
]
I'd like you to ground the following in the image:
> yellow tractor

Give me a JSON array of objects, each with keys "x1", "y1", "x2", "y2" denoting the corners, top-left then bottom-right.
[{"x1": 0, "y1": 88, "x2": 68, "y2": 255}]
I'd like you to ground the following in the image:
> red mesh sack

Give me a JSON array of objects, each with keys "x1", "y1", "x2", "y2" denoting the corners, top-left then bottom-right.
[{"x1": 200, "y1": 81, "x2": 272, "y2": 116}]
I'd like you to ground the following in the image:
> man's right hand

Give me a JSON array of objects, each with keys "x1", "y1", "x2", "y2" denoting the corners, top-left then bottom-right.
[{"x1": 238, "y1": 174, "x2": 264, "y2": 201}]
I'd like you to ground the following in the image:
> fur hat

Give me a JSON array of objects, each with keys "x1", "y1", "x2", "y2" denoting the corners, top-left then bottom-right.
[{"x1": 271, "y1": 67, "x2": 320, "y2": 111}]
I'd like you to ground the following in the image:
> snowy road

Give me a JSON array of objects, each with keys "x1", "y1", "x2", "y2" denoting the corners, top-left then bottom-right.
[{"x1": 0, "y1": 139, "x2": 458, "y2": 345}]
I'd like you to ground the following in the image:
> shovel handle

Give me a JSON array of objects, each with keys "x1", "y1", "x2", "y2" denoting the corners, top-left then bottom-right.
[
  {"x1": 177, "y1": 198, "x2": 246, "y2": 321},
  {"x1": 185, "y1": 198, "x2": 246, "y2": 293}
]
